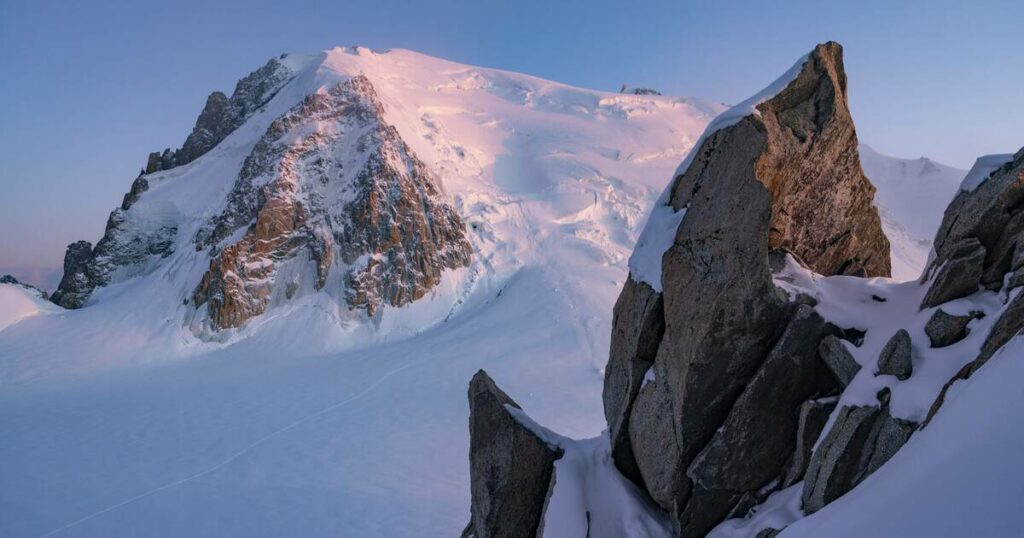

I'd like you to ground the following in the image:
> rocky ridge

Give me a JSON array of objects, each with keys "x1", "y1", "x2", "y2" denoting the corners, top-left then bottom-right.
[
  {"x1": 49, "y1": 56, "x2": 299, "y2": 309},
  {"x1": 146, "y1": 56, "x2": 297, "y2": 173}
]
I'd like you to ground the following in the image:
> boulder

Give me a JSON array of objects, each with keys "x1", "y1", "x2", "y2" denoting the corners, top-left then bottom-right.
[
  {"x1": 876, "y1": 329, "x2": 913, "y2": 380},
  {"x1": 464, "y1": 371, "x2": 563, "y2": 538},
  {"x1": 924, "y1": 309, "x2": 977, "y2": 348},
  {"x1": 927, "y1": 147, "x2": 1024, "y2": 295},
  {"x1": 818, "y1": 334, "x2": 861, "y2": 386},
  {"x1": 801, "y1": 405, "x2": 879, "y2": 513}
]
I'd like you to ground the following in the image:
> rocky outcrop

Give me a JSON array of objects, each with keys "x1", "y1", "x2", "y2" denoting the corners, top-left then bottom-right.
[
  {"x1": 50, "y1": 241, "x2": 94, "y2": 308},
  {"x1": 923, "y1": 148, "x2": 1024, "y2": 424},
  {"x1": 603, "y1": 278, "x2": 664, "y2": 487},
  {"x1": 146, "y1": 56, "x2": 297, "y2": 173},
  {"x1": 602, "y1": 42, "x2": 887, "y2": 536},
  {"x1": 781, "y1": 398, "x2": 837, "y2": 488},
  {"x1": 463, "y1": 371, "x2": 563, "y2": 538},
  {"x1": 192, "y1": 75, "x2": 471, "y2": 329},
  {"x1": 924, "y1": 309, "x2": 978, "y2": 348},
  {"x1": 875, "y1": 329, "x2": 913, "y2": 380},
  {"x1": 802, "y1": 390, "x2": 916, "y2": 514}
]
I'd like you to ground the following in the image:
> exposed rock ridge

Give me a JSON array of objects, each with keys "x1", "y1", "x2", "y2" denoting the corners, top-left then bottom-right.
[
  {"x1": 601, "y1": 42, "x2": 889, "y2": 536},
  {"x1": 146, "y1": 56, "x2": 297, "y2": 173},
  {"x1": 192, "y1": 75, "x2": 471, "y2": 329},
  {"x1": 50, "y1": 171, "x2": 177, "y2": 309}
]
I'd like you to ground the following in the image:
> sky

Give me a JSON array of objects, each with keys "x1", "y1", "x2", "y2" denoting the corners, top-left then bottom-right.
[{"x1": 1, "y1": 0, "x2": 1021, "y2": 289}]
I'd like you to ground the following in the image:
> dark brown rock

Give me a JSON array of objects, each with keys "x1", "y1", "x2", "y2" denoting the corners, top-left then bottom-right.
[
  {"x1": 50, "y1": 241, "x2": 94, "y2": 308},
  {"x1": 875, "y1": 329, "x2": 913, "y2": 380},
  {"x1": 464, "y1": 371, "x2": 563, "y2": 538}
]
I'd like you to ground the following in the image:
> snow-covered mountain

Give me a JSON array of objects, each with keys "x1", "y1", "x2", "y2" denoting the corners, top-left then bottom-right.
[{"x1": 0, "y1": 45, "x2": 982, "y2": 538}]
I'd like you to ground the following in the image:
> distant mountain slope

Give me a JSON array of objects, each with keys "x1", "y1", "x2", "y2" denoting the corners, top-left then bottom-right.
[{"x1": 859, "y1": 144, "x2": 967, "y2": 280}]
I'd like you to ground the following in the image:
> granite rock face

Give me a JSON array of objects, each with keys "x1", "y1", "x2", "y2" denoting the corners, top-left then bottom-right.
[
  {"x1": 192, "y1": 75, "x2": 471, "y2": 330},
  {"x1": 146, "y1": 56, "x2": 297, "y2": 173},
  {"x1": 801, "y1": 394, "x2": 916, "y2": 514},
  {"x1": 923, "y1": 148, "x2": 1024, "y2": 424},
  {"x1": 463, "y1": 370, "x2": 563, "y2": 538},
  {"x1": 602, "y1": 42, "x2": 887, "y2": 536}
]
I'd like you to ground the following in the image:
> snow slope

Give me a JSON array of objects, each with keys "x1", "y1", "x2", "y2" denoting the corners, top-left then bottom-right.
[
  {"x1": 0, "y1": 47, "x2": 723, "y2": 538},
  {"x1": 859, "y1": 144, "x2": 966, "y2": 280},
  {"x1": 0, "y1": 283, "x2": 58, "y2": 332},
  {"x1": 0, "y1": 46, "x2": 962, "y2": 538}
]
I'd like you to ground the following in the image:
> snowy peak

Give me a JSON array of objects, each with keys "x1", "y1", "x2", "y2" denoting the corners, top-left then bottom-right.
[
  {"x1": 47, "y1": 46, "x2": 724, "y2": 342},
  {"x1": 191, "y1": 75, "x2": 472, "y2": 330}
]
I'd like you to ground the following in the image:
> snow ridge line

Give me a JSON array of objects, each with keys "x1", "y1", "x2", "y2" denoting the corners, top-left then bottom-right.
[{"x1": 37, "y1": 345, "x2": 439, "y2": 538}]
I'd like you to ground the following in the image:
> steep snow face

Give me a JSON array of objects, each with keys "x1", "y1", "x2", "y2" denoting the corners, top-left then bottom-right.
[{"x1": 859, "y1": 144, "x2": 967, "y2": 280}]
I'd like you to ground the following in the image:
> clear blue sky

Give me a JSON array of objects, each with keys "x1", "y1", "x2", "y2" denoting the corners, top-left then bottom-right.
[{"x1": 1, "y1": 0, "x2": 1021, "y2": 288}]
